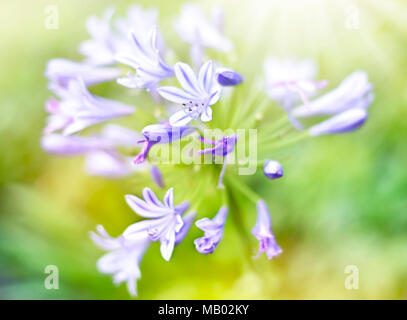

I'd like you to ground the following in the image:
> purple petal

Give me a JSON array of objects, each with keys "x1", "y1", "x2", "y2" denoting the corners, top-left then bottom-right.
[
  {"x1": 151, "y1": 165, "x2": 164, "y2": 188},
  {"x1": 216, "y1": 68, "x2": 243, "y2": 86},
  {"x1": 309, "y1": 108, "x2": 368, "y2": 136},
  {"x1": 157, "y1": 86, "x2": 197, "y2": 104},
  {"x1": 174, "y1": 62, "x2": 202, "y2": 95},
  {"x1": 125, "y1": 194, "x2": 172, "y2": 218}
]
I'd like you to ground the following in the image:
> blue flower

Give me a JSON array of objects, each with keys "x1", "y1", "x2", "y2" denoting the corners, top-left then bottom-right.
[
  {"x1": 157, "y1": 61, "x2": 221, "y2": 126},
  {"x1": 123, "y1": 188, "x2": 191, "y2": 261},
  {"x1": 194, "y1": 206, "x2": 228, "y2": 254},
  {"x1": 252, "y1": 200, "x2": 282, "y2": 260},
  {"x1": 90, "y1": 225, "x2": 149, "y2": 297},
  {"x1": 216, "y1": 68, "x2": 243, "y2": 86},
  {"x1": 134, "y1": 122, "x2": 195, "y2": 163},
  {"x1": 44, "y1": 78, "x2": 134, "y2": 135},
  {"x1": 116, "y1": 27, "x2": 174, "y2": 90}
]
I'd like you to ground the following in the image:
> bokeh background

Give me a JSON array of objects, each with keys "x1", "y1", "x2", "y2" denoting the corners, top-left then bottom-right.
[{"x1": 1, "y1": 0, "x2": 407, "y2": 299}]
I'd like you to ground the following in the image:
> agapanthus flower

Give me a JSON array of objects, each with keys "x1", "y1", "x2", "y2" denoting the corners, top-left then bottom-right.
[
  {"x1": 264, "y1": 57, "x2": 327, "y2": 108},
  {"x1": 44, "y1": 78, "x2": 134, "y2": 135},
  {"x1": 158, "y1": 61, "x2": 221, "y2": 126},
  {"x1": 134, "y1": 122, "x2": 195, "y2": 163},
  {"x1": 116, "y1": 27, "x2": 174, "y2": 90},
  {"x1": 45, "y1": 58, "x2": 121, "y2": 87},
  {"x1": 263, "y1": 160, "x2": 284, "y2": 180},
  {"x1": 174, "y1": 3, "x2": 232, "y2": 53},
  {"x1": 79, "y1": 6, "x2": 159, "y2": 66},
  {"x1": 194, "y1": 206, "x2": 228, "y2": 254},
  {"x1": 252, "y1": 200, "x2": 282, "y2": 260},
  {"x1": 41, "y1": 125, "x2": 150, "y2": 179},
  {"x1": 123, "y1": 188, "x2": 191, "y2": 261},
  {"x1": 90, "y1": 225, "x2": 149, "y2": 296},
  {"x1": 292, "y1": 71, "x2": 373, "y2": 118},
  {"x1": 198, "y1": 135, "x2": 238, "y2": 188}
]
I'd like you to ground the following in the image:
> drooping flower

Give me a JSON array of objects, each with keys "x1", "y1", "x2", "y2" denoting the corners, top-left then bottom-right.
[
  {"x1": 216, "y1": 68, "x2": 243, "y2": 86},
  {"x1": 79, "y1": 6, "x2": 159, "y2": 67},
  {"x1": 198, "y1": 135, "x2": 238, "y2": 188},
  {"x1": 194, "y1": 206, "x2": 228, "y2": 254},
  {"x1": 158, "y1": 61, "x2": 221, "y2": 126},
  {"x1": 45, "y1": 58, "x2": 121, "y2": 87},
  {"x1": 292, "y1": 71, "x2": 374, "y2": 118},
  {"x1": 252, "y1": 200, "x2": 282, "y2": 260},
  {"x1": 174, "y1": 3, "x2": 232, "y2": 53},
  {"x1": 90, "y1": 225, "x2": 149, "y2": 297},
  {"x1": 264, "y1": 57, "x2": 327, "y2": 108},
  {"x1": 308, "y1": 108, "x2": 368, "y2": 136},
  {"x1": 123, "y1": 188, "x2": 191, "y2": 261},
  {"x1": 116, "y1": 27, "x2": 174, "y2": 90},
  {"x1": 44, "y1": 78, "x2": 134, "y2": 135},
  {"x1": 134, "y1": 122, "x2": 195, "y2": 163},
  {"x1": 263, "y1": 160, "x2": 284, "y2": 180},
  {"x1": 41, "y1": 125, "x2": 148, "y2": 179}
]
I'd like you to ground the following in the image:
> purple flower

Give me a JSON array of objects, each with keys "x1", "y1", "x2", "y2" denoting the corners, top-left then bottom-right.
[
  {"x1": 194, "y1": 206, "x2": 228, "y2": 254},
  {"x1": 174, "y1": 4, "x2": 232, "y2": 53},
  {"x1": 150, "y1": 165, "x2": 164, "y2": 188},
  {"x1": 134, "y1": 122, "x2": 195, "y2": 163},
  {"x1": 157, "y1": 61, "x2": 221, "y2": 126},
  {"x1": 263, "y1": 160, "x2": 284, "y2": 180},
  {"x1": 41, "y1": 125, "x2": 147, "y2": 179},
  {"x1": 197, "y1": 135, "x2": 238, "y2": 188},
  {"x1": 309, "y1": 108, "x2": 368, "y2": 136},
  {"x1": 44, "y1": 78, "x2": 134, "y2": 135},
  {"x1": 45, "y1": 58, "x2": 121, "y2": 87},
  {"x1": 252, "y1": 200, "x2": 282, "y2": 260},
  {"x1": 90, "y1": 225, "x2": 149, "y2": 297},
  {"x1": 292, "y1": 71, "x2": 374, "y2": 118},
  {"x1": 216, "y1": 68, "x2": 243, "y2": 86},
  {"x1": 79, "y1": 8, "x2": 118, "y2": 66},
  {"x1": 265, "y1": 57, "x2": 326, "y2": 107},
  {"x1": 116, "y1": 27, "x2": 174, "y2": 90},
  {"x1": 123, "y1": 188, "x2": 191, "y2": 261}
]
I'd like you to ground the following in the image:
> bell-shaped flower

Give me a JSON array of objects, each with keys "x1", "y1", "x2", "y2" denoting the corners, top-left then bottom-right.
[
  {"x1": 263, "y1": 160, "x2": 284, "y2": 180},
  {"x1": 134, "y1": 122, "x2": 195, "y2": 163},
  {"x1": 252, "y1": 200, "x2": 282, "y2": 260},
  {"x1": 123, "y1": 188, "x2": 191, "y2": 261},
  {"x1": 194, "y1": 206, "x2": 228, "y2": 254},
  {"x1": 292, "y1": 71, "x2": 374, "y2": 118},
  {"x1": 158, "y1": 61, "x2": 221, "y2": 126},
  {"x1": 90, "y1": 225, "x2": 149, "y2": 297},
  {"x1": 44, "y1": 78, "x2": 134, "y2": 135},
  {"x1": 116, "y1": 27, "x2": 174, "y2": 90},
  {"x1": 309, "y1": 108, "x2": 368, "y2": 136},
  {"x1": 45, "y1": 58, "x2": 121, "y2": 87}
]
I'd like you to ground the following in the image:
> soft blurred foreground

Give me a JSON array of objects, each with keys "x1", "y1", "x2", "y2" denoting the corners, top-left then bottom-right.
[{"x1": 0, "y1": 0, "x2": 407, "y2": 299}]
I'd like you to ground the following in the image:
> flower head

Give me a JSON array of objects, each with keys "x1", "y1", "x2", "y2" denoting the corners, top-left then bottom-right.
[
  {"x1": 263, "y1": 160, "x2": 284, "y2": 180},
  {"x1": 252, "y1": 200, "x2": 282, "y2": 260},
  {"x1": 158, "y1": 61, "x2": 221, "y2": 126},
  {"x1": 90, "y1": 225, "x2": 149, "y2": 297},
  {"x1": 194, "y1": 206, "x2": 228, "y2": 254},
  {"x1": 123, "y1": 188, "x2": 191, "y2": 261},
  {"x1": 44, "y1": 78, "x2": 134, "y2": 135},
  {"x1": 116, "y1": 27, "x2": 174, "y2": 90}
]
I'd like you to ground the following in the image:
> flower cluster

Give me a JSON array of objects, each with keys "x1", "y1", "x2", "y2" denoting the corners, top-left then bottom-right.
[{"x1": 42, "y1": 4, "x2": 374, "y2": 296}]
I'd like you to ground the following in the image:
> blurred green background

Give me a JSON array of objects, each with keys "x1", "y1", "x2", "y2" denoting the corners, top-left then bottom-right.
[{"x1": 1, "y1": 0, "x2": 407, "y2": 299}]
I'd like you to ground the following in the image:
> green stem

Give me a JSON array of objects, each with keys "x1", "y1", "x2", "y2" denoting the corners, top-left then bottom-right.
[
  {"x1": 226, "y1": 174, "x2": 261, "y2": 204},
  {"x1": 263, "y1": 131, "x2": 309, "y2": 150}
]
